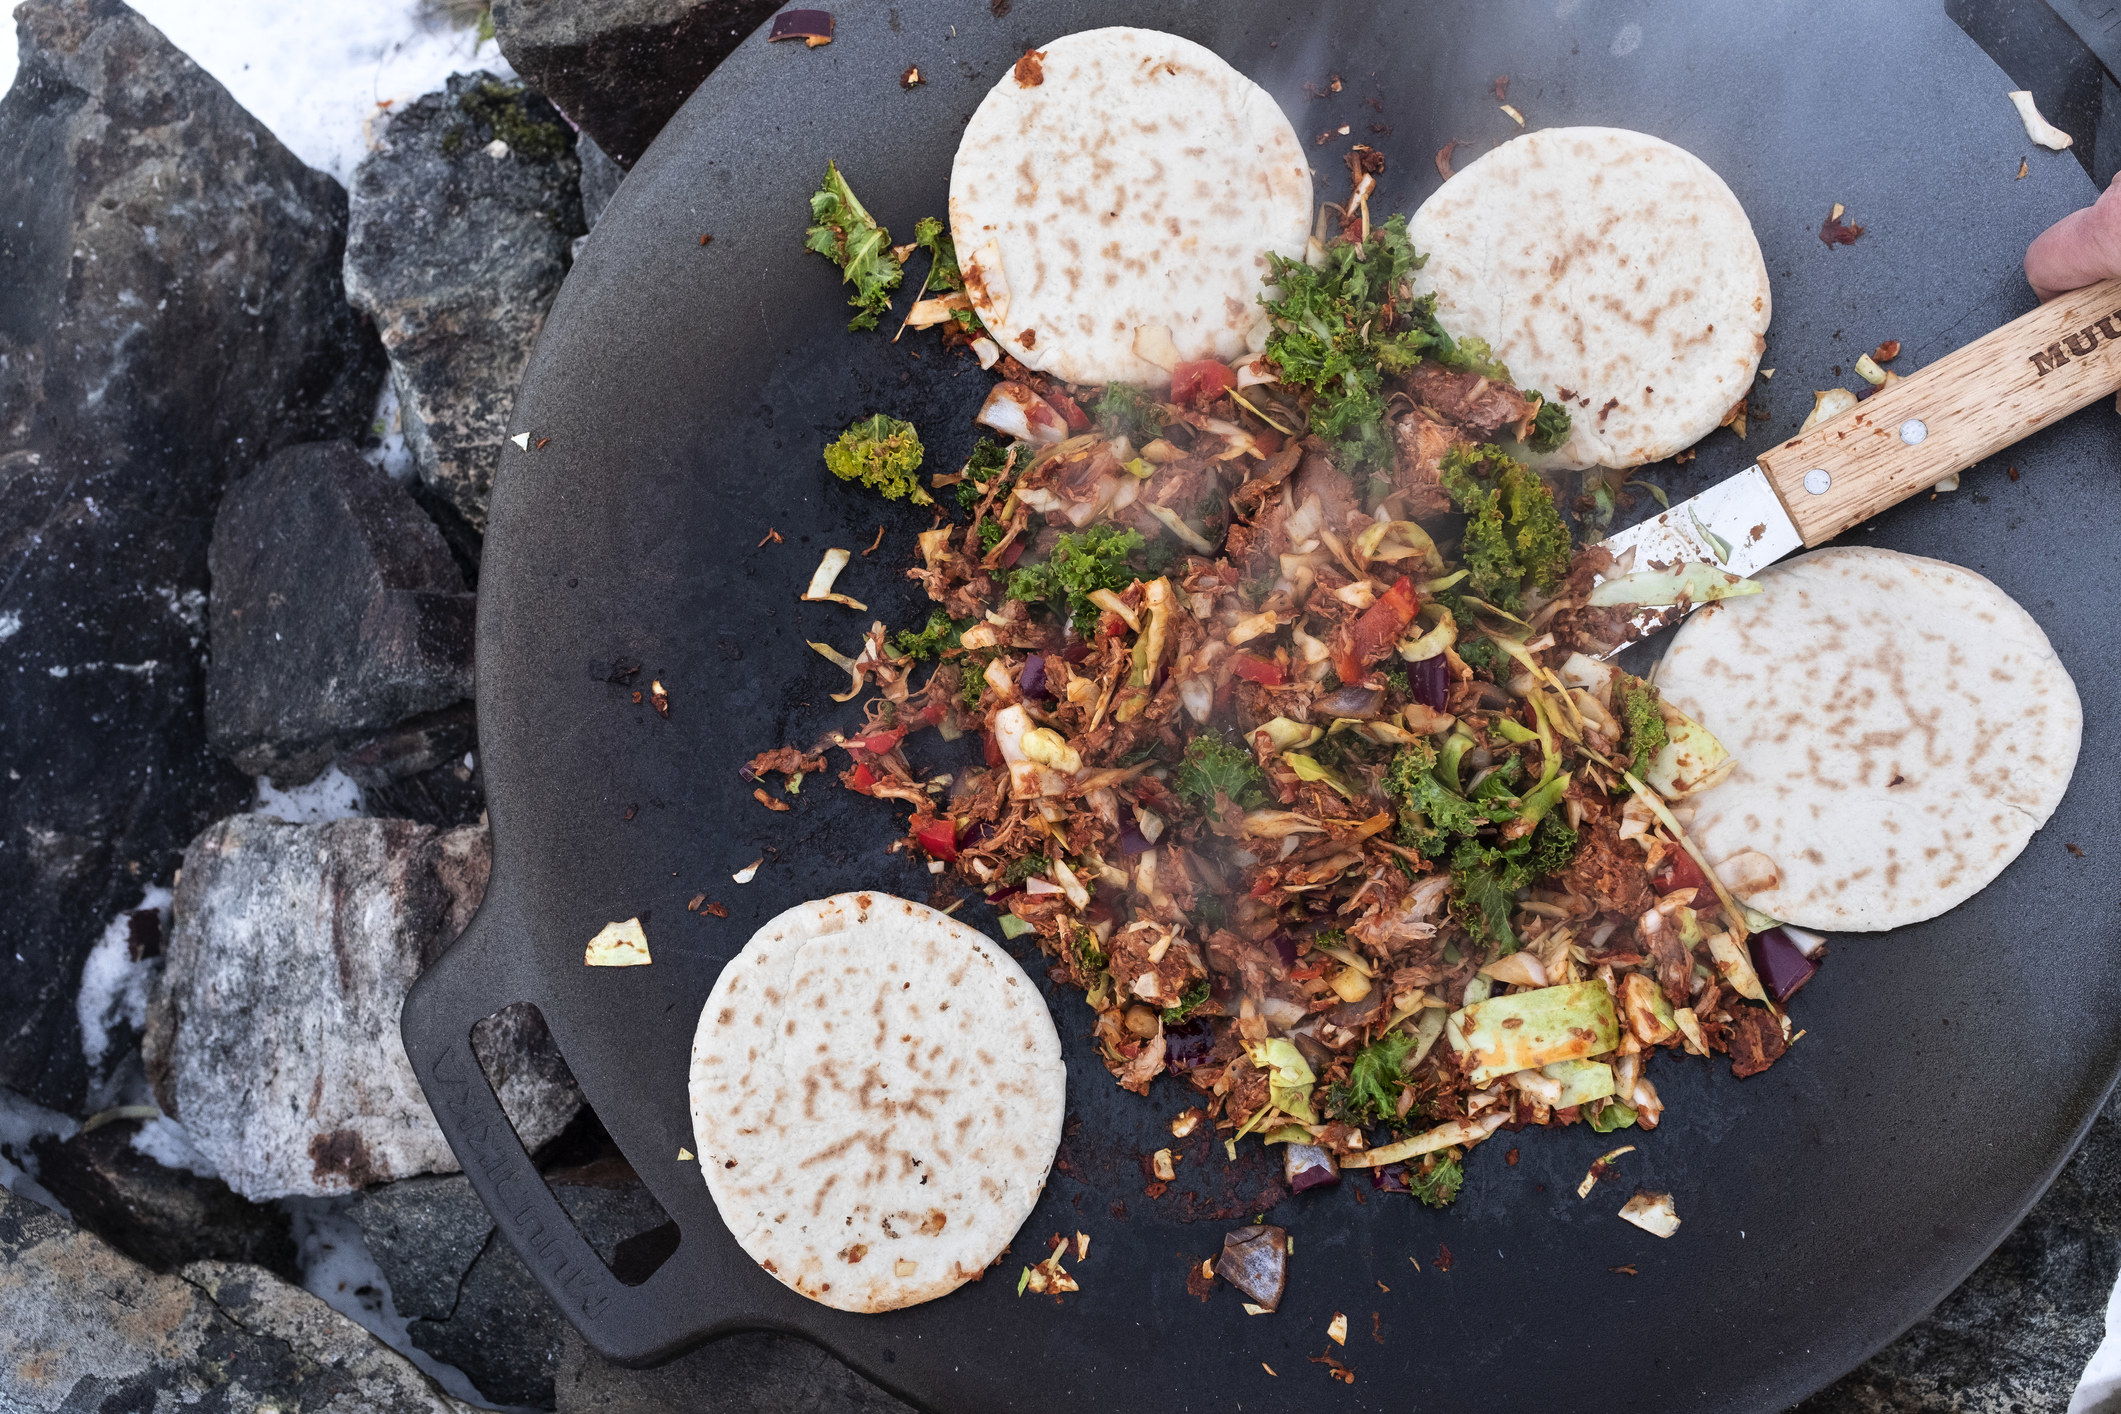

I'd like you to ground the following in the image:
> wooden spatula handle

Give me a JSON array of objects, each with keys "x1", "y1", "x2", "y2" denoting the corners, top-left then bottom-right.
[{"x1": 1756, "y1": 274, "x2": 2121, "y2": 545}]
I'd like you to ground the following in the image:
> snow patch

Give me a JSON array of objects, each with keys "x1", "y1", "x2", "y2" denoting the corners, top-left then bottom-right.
[
  {"x1": 130, "y1": 1112, "x2": 220, "y2": 1180},
  {"x1": 77, "y1": 885, "x2": 173, "y2": 1079},
  {"x1": 0, "y1": 0, "x2": 511, "y2": 186},
  {"x1": 282, "y1": 1196, "x2": 518, "y2": 1410},
  {"x1": 0, "y1": 1086, "x2": 81, "y2": 1217},
  {"x1": 362, "y1": 376, "x2": 415, "y2": 482},
  {"x1": 255, "y1": 765, "x2": 366, "y2": 824}
]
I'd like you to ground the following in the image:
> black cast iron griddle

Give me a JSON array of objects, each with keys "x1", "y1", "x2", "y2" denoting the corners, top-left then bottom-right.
[{"x1": 402, "y1": 2, "x2": 2121, "y2": 1408}]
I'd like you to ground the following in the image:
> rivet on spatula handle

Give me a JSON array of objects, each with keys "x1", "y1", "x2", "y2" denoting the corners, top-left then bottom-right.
[{"x1": 1755, "y1": 273, "x2": 2121, "y2": 544}]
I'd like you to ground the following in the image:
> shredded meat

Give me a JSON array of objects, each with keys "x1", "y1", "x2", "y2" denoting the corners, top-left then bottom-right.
[
  {"x1": 1405, "y1": 366, "x2": 1531, "y2": 439},
  {"x1": 1558, "y1": 818, "x2": 1656, "y2": 916},
  {"x1": 1725, "y1": 1006, "x2": 1788, "y2": 1078},
  {"x1": 1390, "y1": 412, "x2": 1459, "y2": 519}
]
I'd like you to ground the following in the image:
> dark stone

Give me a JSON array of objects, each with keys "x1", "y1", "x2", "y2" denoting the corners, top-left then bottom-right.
[
  {"x1": 350, "y1": 1172, "x2": 498, "y2": 1322},
  {"x1": 206, "y1": 441, "x2": 475, "y2": 784},
  {"x1": 344, "y1": 73, "x2": 586, "y2": 530},
  {"x1": 579, "y1": 130, "x2": 625, "y2": 230},
  {"x1": 339, "y1": 702, "x2": 486, "y2": 827},
  {"x1": 28, "y1": 1116, "x2": 298, "y2": 1279},
  {"x1": 492, "y1": 0, "x2": 781, "y2": 168},
  {"x1": 1798, "y1": 1087, "x2": 2121, "y2": 1413},
  {"x1": 0, "y1": 1187, "x2": 457, "y2": 1411},
  {"x1": 0, "y1": 0, "x2": 386, "y2": 1112},
  {"x1": 350, "y1": 1170, "x2": 677, "y2": 1410},
  {"x1": 555, "y1": 1329, "x2": 916, "y2": 1414}
]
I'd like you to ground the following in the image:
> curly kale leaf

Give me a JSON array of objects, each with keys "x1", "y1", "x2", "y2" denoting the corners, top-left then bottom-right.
[
  {"x1": 1408, "y1": 1155, "x2": 1464, "y2": 1208},
  {"x1": 911, "y1": 215, "x2": 962, "y2": 292},
  {"x1": 1002, "y1": 853, "x2": 1052, "y2": 886},
  {"x1": 1175, "y1": 734, "x2": 1267, "y2": 812},
  {"x1": 1331, "y1": 1029, "x2": 1416, "y2": 1128},
  {"x1": 1381, "y1": 743, "x2": 1511, "y2": 859},
  {"x1": 1617, "y1": 673, "x2": 1669, "y2": 766},
  {"x1": 804, "y1": 162, "x2": 903, "y2": 331},
  {"x1": 1161, "y1": 979, "x2": 1211, "y2": 1025},
  {"x1": 823, "y1": 414, "x2": 929, "y2": 504},
  {"x1": 1528, "y1": 393, "x2": 1573, "y2": 454},
  {"x1": 1094, "y1": 383, "x2": 1166, "y2": 444},
  {"x1": 892, "y1": 609, "x2": 965, "y2": 661},
  {"x1": 1437, "y1": 443, "x2": 1573, "y2": 609},
  {"x1": 1447, "y1": 815, "x2": 1580, "y2": 952},
  {"x1": 955, "y1": 438, "x2": 1022, "y2": 510},
  {"x1": 1005, "y1": 524, "x2": 1142, "y2": 636},
  {"x1": 1260, "y1": 215, "x2": 1441, "y2": 473}
]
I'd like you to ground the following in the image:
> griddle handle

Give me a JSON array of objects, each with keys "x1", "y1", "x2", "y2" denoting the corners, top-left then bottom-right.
[{"x1": 401, "y1": 904, "x2": 684, "y2": 1365}]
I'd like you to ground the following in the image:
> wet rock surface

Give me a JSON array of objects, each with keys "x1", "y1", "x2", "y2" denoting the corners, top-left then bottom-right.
[
  {"x1": 144, "y1": 814, "x2": 580, "y2": 1199},
  {"x1": 0, "y1": 0, "x2": 384, "y2": 1111},
  {"x1": 345, "y1": 72, "x2": 585, "y2": 530},
  {"x1": 351, "y1": 1168, "x2": 677, "y2": 1409},
  {"x1": 1800, "y1": 1087, "x2": 2121, "y2": 1413},
  {"x1": 207, "y1": 440, "x2": 475, "y2": 784},
  {"x1": 491, "y1": 0, "x2": 780, "y2": 168},
  {"x1": 29, "y1": 1116, "x2": 298, "y2": 1279},
  {"x1": 0, "y1": 1186, "x2": 463, "y2": 1413}
]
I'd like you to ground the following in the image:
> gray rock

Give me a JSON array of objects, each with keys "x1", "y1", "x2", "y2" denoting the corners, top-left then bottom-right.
[
  {"x1": 29, "y1": 1115, "x2": 298, "y2": 1278},
  {"x1": 207, "y1": 441, "x2": 475, "y2": 784},
  {"x1": 0, "y1": 1187, "x2": 467, "y2": 1413},
  {"x1": 345, "y1": 73, "x2": 586, "y2": 529},
  {"x1": 0, "y1": 0, "x2": 385, "y2": 1111},
  {"x1": 351, "y1": 1170, "x2": 678, "y2": 1410},
  {"x1": 1799, "y1": 1088, "x2": 2121, "y2": 1413},
  {"x1": 492, "y1": 0, "x2": 780, "y2": 169},
  {"x1": 143, "y1": 815, "x2": 581, "y2": 1199}
]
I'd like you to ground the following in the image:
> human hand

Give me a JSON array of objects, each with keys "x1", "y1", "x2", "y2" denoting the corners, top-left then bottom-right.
[{"x1": 2025, "y1": 172, "x2": 2121, "y2": 300}]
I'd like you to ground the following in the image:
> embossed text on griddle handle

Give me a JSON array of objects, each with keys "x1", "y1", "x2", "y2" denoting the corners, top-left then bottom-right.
[{"x1": 1755, "y1": 274, "x2": 2121, "y2": 545}]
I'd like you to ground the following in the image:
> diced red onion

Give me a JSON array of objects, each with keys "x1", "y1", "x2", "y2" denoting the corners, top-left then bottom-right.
[
  {"x1": 1369, "y1": 1163, "x2": 1411, "y2": 1194},
  {"x1": 1411, "y1": 654, "x2": 1451, "y2": 711},
  {"x1": 1284, "y1": 1143, "x2": 1341, "y2": 1192},
  {"x1": 1164, "y1": 1019, "x2": 1217, "y2": 1071},
  {"x1": 999, "y1": 541, "x2": 1025, "y2": 569},
  {"x1": 1748, "y1": 927, "x2": 1820, "y2": 1002},
  {"x1": 1271, "y1": 931, "x2": 1299, "y2": 968},
  {"x1": 1117, "y1": 820, "x2": 1151, "y2": 856},
  {"x1": 1317, "y1": 684, "x2": 1385, "y2": 720},
  {"x1": 1019, "y1": 653, "x2": 1048, "y2": 699}
]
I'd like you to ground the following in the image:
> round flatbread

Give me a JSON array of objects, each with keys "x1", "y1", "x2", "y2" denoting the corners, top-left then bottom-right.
[
  {"x1": 948, "y1": 26, "x2": 1313, "y2": 386},
  {"x1": 1653, "y1": 547, "x2": 2081, "y2": 931},
  {"x1": 1411, "y1": 126, "x2": 1770, "y2": 470},
  {"x1": 690, "y1": 892, "x2": 1065, "y2": 1312}
]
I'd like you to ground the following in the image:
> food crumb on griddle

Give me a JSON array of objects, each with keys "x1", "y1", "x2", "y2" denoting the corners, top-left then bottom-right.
[
  {"x1": 1435, "y1": 140, "x2": 1463, "y2": 180},
  {"x1": 901, "y1": 65, "x2": 923, "y2": 89},
  {"x1": 1492, "y1": 74, "x2": 1509, "y2": 101},
  {"x1": 1820, "y1": 203, "x2": 1865, "y2": 246},
  {"x1": 2068, "y1": 842, "x2": 2087, "y2": 857},
  {"x1": 622, "y1": 803, "x2": 637, "y2": 820},
  {"x1": 1610, "y1": 1264, "x2": 1639, "y2": 1276},
  {"x1": 687, "y1": 893, "x2": 705, "y2": 912},
  {"x1": 754, "y1": 787, "x2": 792, "y2": 812},
  {"x1": 1435, "y1": 1243, "x2": 1454, "y2": 1272}
]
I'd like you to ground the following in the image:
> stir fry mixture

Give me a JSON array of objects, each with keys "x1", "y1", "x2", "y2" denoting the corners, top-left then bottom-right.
[{"x1": 761, "y1": 154, "x2": 1821, "y2": 1207}]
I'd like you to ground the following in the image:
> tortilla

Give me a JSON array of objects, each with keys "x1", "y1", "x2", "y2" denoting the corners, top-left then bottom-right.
[
  {"x1": 1411, "y1": 127, "x2": 1770, "y2": 470},
  {"x1": 690, "y1": 892, "x2": 1065, "y2": 1312},
  {"x1": 1652, "y1": 547, "x2": 2081, "y2": 931},
  {"x1": 948, "y1": 26, "x2": 1313, "y2": 386}
]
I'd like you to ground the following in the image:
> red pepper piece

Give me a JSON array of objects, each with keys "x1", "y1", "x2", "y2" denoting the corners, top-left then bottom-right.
[
  {"x1": 1229, "y1": 653, "x2": 1286, "y2": 687},
  {"x1": 1170, "y1": 360, "x2": 1236, "y2": 406},
  {"x1": 915, "y1": 818, "x2": 960, "y2": 862}
]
